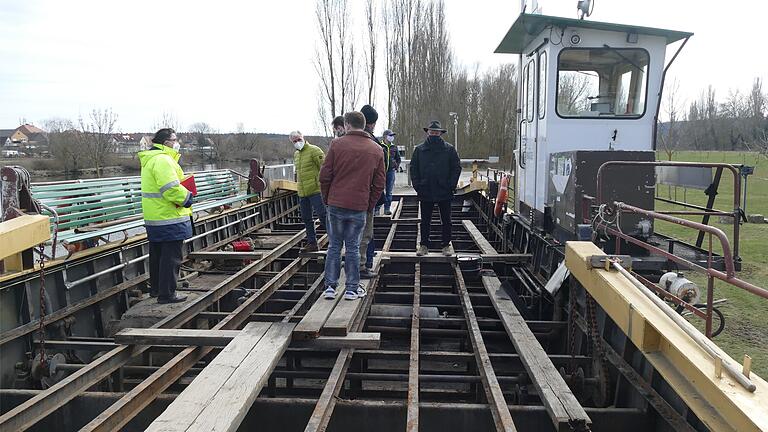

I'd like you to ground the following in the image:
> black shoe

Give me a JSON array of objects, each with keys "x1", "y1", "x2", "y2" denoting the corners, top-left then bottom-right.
[
  {"x1": 158, "y1": 294, "x2": 188, "y2": 304},
  {"x1": 149, "y1": 293, "x2": 158, "y2": 298},
  {"x1": 300, "y1": 243, "x2": 319, "y2": 253},
  {"x1": 359, "y1": 268, "x2": 377, "y2": 279}
]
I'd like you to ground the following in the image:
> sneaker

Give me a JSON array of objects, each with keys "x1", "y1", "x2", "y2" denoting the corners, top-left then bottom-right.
[
  {"x1": 157, "y1": 294, "x2": 188, "y2": 304},
  {"x1": 359, "y1": 268, "x2": 377, "y2": 279},
  {"x1": 323, "y1": 286, "x2": 336, "y2": 300},
  {"x1": 300, "y1": 243, "x2": 319, "y2": 253},
  {"x1": 356, "y1": 284, "x2": 367, "y2": 298},
  {"x1": 384, "y1": 209, "x2": 392, "y2": 215},
  {"x1": 441, "y1": 245, "x2": 453, "y2": 256},
  {"x1": 416, "y1": 245, "x2": 429, "y2": 256},
  {"x1": 344, "y1": 290, "x2": 359, "y2": 300}
]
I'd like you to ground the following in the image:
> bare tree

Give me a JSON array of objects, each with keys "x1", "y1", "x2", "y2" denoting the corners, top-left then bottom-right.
[
  {"x1": 189, "y1": 122, "x2": 214, "y2": 159},
  {"x1": 363, "y1": 0, "x2": 378, "y2": 105},
  {"x1": 78, "y1": 108, "x2": 118, "y2": 177},
  {"x1": 314, "y1": 0, "x2": 339, "y2": 122},
  {"x1": 658, "y1": 78, "x2": 683, "y2": 160},
  {"x1": 43, "y1": 118, "x2": 84, "y2": 172},
  {"x1": 152, "y1": 112, "x2": 181, "y2": 132}
]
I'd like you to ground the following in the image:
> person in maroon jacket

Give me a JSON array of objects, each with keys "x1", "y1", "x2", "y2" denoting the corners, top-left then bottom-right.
[{"x1": 320, "y1": 111, "x2": 386, "y2": 300}]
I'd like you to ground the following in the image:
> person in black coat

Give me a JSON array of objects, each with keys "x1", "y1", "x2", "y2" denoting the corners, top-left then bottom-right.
[{"x1": 410, "y1": 120, "x2": 461, "y2": 256}]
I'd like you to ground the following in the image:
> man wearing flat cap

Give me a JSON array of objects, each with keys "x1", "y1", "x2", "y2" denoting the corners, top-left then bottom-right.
[{"x1": 410, "y1": 120, "x2": 461, "y2": 256}]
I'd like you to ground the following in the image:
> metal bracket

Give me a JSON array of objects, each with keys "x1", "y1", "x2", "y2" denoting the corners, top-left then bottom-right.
[{"x1": 587, "y1": 254, "x2": 632, "y2": 271}]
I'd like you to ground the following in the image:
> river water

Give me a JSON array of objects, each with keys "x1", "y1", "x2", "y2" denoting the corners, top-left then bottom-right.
[{"x1": 29, "y1": 160, "x2": 256, "y2": 183}]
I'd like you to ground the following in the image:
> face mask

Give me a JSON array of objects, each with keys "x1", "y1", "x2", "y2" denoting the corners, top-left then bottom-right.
[
  {"x1": 427, "y1": 135, "x2": 442, "y2": 145},
  {"x1": 293, "y1": 140, "x2": 305, "y2": 151},
  {"x1": 386, "y1": 135, "x2": 395, "y2": 143},
  {"x1": 172, "y1": 142, "x2": 181, "y2": 152}
]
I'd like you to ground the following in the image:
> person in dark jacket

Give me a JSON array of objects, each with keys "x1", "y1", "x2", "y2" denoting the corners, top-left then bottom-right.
[
  {"x1": 319, "y1": 111, "x2": 386, "y2": 301},
  {"x1": 359, "y1": 104, "x2": 384, "y2": 279},
  {"x1": 410, "y1": 120, "x2": 461, "y2": 256},
  {"x1": 331, "y1": 116, "x2": 345, "y2": 138},
  {"x1": 378, "y1": 129, "x2": 401, "y2": 215}
]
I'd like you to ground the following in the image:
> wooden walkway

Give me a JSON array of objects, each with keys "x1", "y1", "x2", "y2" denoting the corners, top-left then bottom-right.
[{"x1": 146, "y1": 322, "x2": 294, "y2": 432}]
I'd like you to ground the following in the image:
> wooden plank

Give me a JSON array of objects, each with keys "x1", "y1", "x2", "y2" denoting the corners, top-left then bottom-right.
[
  {"x1": 186, "y1": 323, "x2": 295, "y2": 432},
  {"x1": 382, "y1": 251, "x2": 529, "y2": 263},
  {"x1": 187, "y1": 251, "x2": 263, "y2": 260},
  {"x1": 114, "y1": 328, "x2": 240, "y2": 347},
  {"x1": 305, "y1": 222, "x2": 396, "y2": 432},
  {"x1": 293, "y1": 332, "x2": 380, "y2": 350},
  {"x1": 321, "y1": 244, "x2": 385, "y2": 336},
  {"x1": 454, "y1": 266, "x2": 517, "y2": 431},
  {"x1": 74, "y1": 232, "x2": 310, "y2": 432},
  {"x1": 406, "y1": 263, "x2": 421, "y2": 432},
  {"x1": 293, "y1": 271, "x2": 346, "y2": 339},
  {"x1": 271, "y1": 179, "x2": 298, "y2": 192},
  {"x1": 481, "y1": 273, "x2": 591, "y2": 432},
  {"x1": 0, "y1": 214, "x2": 50, "y2": 260},
  {"x1": 145, "y1": 322, "x2": 272, "y2": 431},
  {"x1": 461, "y1": 219, "x2": 497, "y2": 255}
]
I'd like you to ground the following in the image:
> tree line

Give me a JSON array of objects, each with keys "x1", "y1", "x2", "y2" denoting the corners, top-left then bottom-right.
[
  {"x1": 313, "y1": 0, "x2": 518, "y2": 163},
  {"x1": 658, "y1": 78, "x2": 768, "y2": 160},
  {"x1": 40, "y1": 111, "x2": 330, "y2": 175}
]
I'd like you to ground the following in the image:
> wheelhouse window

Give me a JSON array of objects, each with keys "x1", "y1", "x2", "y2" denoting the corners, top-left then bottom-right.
[
  {"x1": 525, "y1": 59, "x2": 535, "y2": 122},
  {"x1": 538, "y1": 51, "x2": 547, "y2": 119},
  {"x1": 556, "y1": 48, "x2": 649, "y2": 118}
]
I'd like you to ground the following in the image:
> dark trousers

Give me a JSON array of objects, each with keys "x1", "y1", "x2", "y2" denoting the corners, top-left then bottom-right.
[
  {"x1": 299, "y1": 193, "x2": 327, "y2": 245},
  {"x1": 420, "y1": 199, "x2": 452, "y2": 247},
  {"x1": 148, "y1": 240, "x2": 183, "y2": 300}
]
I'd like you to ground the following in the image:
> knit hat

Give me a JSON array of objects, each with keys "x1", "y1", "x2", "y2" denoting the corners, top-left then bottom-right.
[{"x1": 361, "y1": 105, "x2": 379, "y2": 124}]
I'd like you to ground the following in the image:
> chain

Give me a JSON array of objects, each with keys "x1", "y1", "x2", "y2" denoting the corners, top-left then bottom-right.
[
  {"x1": 586, "y1": 292, "x2": 611, "y2": 387},
  {"x1": 37, "y1": 243, "x2": 48, "y2": 368},
  {"x1": 567, "y1": 281, "x2": 578, "y2": 372}
]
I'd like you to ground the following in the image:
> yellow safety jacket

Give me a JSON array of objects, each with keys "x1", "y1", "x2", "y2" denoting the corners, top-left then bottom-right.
[{"x1": 138, "y1": 144, "x2": 193, "y2": 241}]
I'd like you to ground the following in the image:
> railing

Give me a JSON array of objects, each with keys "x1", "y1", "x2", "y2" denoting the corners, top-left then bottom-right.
[
  {"x1": 595, "y1": 201, "x2": 768, "y2": 338},
  {"x1": 596, "y1": 161, "x2": 744, "y2": 260}
]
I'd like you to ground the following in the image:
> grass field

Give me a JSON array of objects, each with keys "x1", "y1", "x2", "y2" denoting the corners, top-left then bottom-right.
[{"x1": 652, "y1": 151, "x2": 768, "y2": 377}]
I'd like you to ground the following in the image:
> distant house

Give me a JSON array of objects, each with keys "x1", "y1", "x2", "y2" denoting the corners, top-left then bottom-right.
[
  {"x1": 8, "y1": 124, "x2": 48, "y2": 156},
  {"x1": 139, "y1": 136, "x2": 154, "y2": 150},
  {"x1": 12, "y1": 124, "x2": 47, "y2": 144},
  {"x1": 112, "y1": 133, "x2": 142, "y2": 157},
  {"x1": 0, "y1": 129, "x2": 14, "y2": 148}
]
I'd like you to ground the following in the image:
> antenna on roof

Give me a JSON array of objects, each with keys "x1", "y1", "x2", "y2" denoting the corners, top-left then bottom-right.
[{"x1": 577, "y1": 0, "x2": 594, "y2": 19}]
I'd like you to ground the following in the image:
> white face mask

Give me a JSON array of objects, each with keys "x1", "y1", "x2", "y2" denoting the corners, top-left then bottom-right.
[
  {"x1": 172, "y1": 142, "x2": 181, "y2": 152},
  {"x1": 293, "y1": 140, "x2": 305, "y2": 151},
  {"x1": 386, "y1": 135, "x2": 395, "y2": 143}
]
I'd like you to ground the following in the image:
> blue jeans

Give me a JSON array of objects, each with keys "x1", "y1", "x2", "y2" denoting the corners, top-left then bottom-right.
[
  {"x1": 384, "y1": 169, "x2": 396, "y2": 211},
  {"x1": 324, "y1": 206, "x2": 366, "y2": 292},
  {"x1": 376, "y1": 170, "x2": 397, "y2": 213},
  {"x1": 299, "y1": 193, "x2": 326, "y2": 245}
]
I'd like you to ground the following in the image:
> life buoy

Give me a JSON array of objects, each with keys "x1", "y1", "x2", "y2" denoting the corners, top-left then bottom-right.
[{"x1": 494, "y1": 175, "x2": 509, "y2": 217}]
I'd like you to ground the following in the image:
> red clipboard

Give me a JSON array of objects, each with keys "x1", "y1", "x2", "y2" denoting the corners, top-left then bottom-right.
[{"x1": 181, "y1": 175, "x2": 197, "y2": 196}]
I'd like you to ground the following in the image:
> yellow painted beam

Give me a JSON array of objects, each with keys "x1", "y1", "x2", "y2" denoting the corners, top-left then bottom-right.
[
  {"x1": 455, "y1": 180, "x2": 487, "y2": 196},
  {"x1": 270, "y1": 179, "x2": 298, "y2": 192},
  {"x1": 0, "y1": 215, "x2": 50, "y2": 261},
  {"x1": 566, "y1": 241, "x2": 768, "y2": 432}
]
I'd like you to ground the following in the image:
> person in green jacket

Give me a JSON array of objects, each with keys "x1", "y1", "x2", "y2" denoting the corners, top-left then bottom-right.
[
  {"x1": 138, "y1": 128, "x2": 193, "y2": 304},
  {"x1": 290, "y1": 131, "x2": 327, "y2": 252}
]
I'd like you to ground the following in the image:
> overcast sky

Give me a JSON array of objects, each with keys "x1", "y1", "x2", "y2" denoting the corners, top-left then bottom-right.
[{"x1": 1, "y1": 0, "x2": 766, "y2": 135}]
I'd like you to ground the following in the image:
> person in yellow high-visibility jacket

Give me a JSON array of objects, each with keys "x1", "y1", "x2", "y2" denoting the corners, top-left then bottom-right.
[{"x1": 138, "y1": 128, "x2": 193, "y2": 304}]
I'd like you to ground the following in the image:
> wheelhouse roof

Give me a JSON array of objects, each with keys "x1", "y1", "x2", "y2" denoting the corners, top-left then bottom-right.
[{"x1": 495, "y1": 13, "x2": 693, "y2": 54}]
